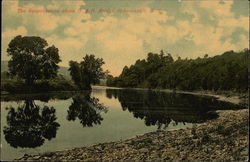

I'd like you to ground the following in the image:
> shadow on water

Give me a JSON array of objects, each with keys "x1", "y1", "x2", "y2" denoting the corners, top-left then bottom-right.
[
  {"x1": 1, "y1": 91, "x2": 75, "y2": 102},
  {"x1": 106, "y1": 89, "x2": 244, "y2": 129},
  {"x1": 2, "y1": 88, "x2": 245, "y2": 148},
  {"x1": 2, "y1": 90, "x2": 108, "y2": 149},
  {"x1": 3, "y1": 99, "x2": 60, "y2": 148},
  {"x1": 67, "y1": 91, "x2": 108, "y2": 127}
]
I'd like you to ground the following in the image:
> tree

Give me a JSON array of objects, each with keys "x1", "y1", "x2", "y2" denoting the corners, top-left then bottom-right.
[
  {"x1": 68, "y1": 61, "x2": 81, "y2": 88},
  {"x1": 109, "y1": 50, "x2": 174, "y2": 88},
  {"x1": 69, "y1": 54, "x2": 105, "y2": 90},
  {"x1": 7, "y1": 35, "x2": 61, "y2": 85}
]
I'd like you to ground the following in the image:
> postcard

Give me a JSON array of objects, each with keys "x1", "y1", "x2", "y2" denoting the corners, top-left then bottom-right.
[{"x1": 1, "y1": 0, "x2": 249, "y2": 161}]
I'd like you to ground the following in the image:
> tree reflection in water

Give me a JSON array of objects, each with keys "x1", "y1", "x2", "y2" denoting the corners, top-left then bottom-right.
[
  {"x1": 106, "y1": 89, "x2": 242, "y2": 129},
  {"x1": 3, "y1": 100, "x2": 60, "y2": 148},
  {"x1": 67, "y1": 91, "x2": 108, "y2": 127}
]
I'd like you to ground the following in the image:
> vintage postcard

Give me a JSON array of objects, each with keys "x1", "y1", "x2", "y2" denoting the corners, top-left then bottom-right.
[{"x1": 1, "y1": 0, "x2": 249, "y2": 161}]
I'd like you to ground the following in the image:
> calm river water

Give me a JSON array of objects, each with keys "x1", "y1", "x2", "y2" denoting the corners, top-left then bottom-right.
[{"x1": 0, "y1": 87, "x2": 242, "y2": 160}]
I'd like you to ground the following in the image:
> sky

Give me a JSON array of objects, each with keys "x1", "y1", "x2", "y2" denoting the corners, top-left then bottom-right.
[{"x1": 2, "y1": 0, "x2": 249, "y2": 76}]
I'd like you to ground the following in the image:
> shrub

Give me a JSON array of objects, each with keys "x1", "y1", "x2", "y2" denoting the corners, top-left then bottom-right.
[{"x1": 1, "y1": 79, "x2": 78, "y2": 93}]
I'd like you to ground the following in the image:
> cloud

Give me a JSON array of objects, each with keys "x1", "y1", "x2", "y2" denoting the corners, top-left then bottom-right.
[
  {"x1": 200, "y1": 1, "x2": 233, "y2": 17},
  {"x1": 2, "y1": 0, "x2": 19, "y2": 16},
  {"x1": 2, "y1": 26, "x2": 27, "y2": 38},
  {"x1": 218, "y1": 16, "x2": 249, "y2": 31},
  {"x1": 2, "y1": 0, "x2": 249, "y2": 76},
  {"x1": 46, "y1": 35, "x2": 87, "y2": 67},
  {"x1": 94, "y1": 30, "x2": 145, "y2": 76},
  {"x1": 2, "y1": 26, "x2": 27, "y2": 60},
  {"x1": 64, "y1": 27, "x2": 79, "y2": 36},
  {"x1": 178, "y1": 0, "x2": 248, "y2": 57},
  {"x1": 3, "y1": 0, "x2": 90, "y2": 33},
  {"x1": 181, "y1": 2, "x2": 200, "y2": 23},
  {"x1": 21, "y1": 3, "x2": 83, "y2": 32},
  {"x1": 56, "y1": 1, "x2": 249, "y2": 74},
  {"x1": 2, "y1": 0, "x2": 88, "y2": 60},
  {"x1": 46, "y1": 0, "x2": 86, "y2": 10}
]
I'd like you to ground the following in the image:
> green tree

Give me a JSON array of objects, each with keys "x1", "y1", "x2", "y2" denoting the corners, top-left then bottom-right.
[
  {"x1": 69, "y1": 54, "x2": 105, "y2": 90},
  {"x1": 7, "y1": 35, "x2": 61, "y2": 85},
  {"x1": 68, "y1": 61, "x2": 81, "y2": 88},
  {"x1": 113, "y1": 50, "x2": 174, "y2": 88}
]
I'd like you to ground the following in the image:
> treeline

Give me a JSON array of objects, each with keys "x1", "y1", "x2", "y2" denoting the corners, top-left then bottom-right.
[
  {"x1": 2, "y1": 35, "x2": 249, "y2": 93},
  {"x1": 107, "y1": 49, "x2": 249, "y2": 92}
]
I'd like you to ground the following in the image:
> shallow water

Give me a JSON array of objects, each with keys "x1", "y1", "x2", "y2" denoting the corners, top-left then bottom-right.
[{"x1": 0, "y1": 87, "x2": 242, "y2": 160}]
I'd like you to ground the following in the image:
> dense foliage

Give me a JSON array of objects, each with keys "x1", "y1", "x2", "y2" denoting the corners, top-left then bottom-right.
[
  {"x1": 1, "y1": 79, "x2": 77, "y2": 93},
  {"x1": 107, "y1": 49, "x2": 248, "y2": 92},
  {"x1": 3, "y1": 35, "x2": 248, "y2": 93},
  {"x1": 7, "y1": 36, "x2": 61, "y2": 84},
  {"x1": 69, "y1": 54, "x2": 105, "y2": 90}
]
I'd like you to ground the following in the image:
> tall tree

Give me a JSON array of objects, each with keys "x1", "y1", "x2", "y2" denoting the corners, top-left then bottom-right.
[
  {"x1": 7, "y1": 35, "x2": 61, "y2": 84},
  {"x1": 69, "y1": 54, "x2": 105, "y2": 90}
]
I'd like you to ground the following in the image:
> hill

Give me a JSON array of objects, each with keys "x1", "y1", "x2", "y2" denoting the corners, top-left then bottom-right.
[
  {"x1": 1, "y1": 61, "x2": 8, "y2": 72},
  {"x1": 1, "y1": 61, "x2": 71, "y2": 80}
]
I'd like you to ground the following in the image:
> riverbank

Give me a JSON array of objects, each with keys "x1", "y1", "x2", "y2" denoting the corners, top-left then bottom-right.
[
  {"x1": 121, "y1": 87, "x2": 248, "y2": 105},
  {"x1": 170, "y1": 89, "x2": 247, "y2": 105},
  {"x1": 2, "y1": 83, "x2": 247, "y2": 105},
  {"x1": 1, "y1": 79, "x2": 77, "y2": 94},
  {"x1": 16, "y1": 108, "x2": 248, "y2": 161},
  {"x1": 103, "y1": 86, "x2": 247, "y2": 105}
]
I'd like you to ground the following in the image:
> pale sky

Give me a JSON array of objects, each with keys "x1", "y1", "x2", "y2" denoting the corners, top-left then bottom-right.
[{"x1": 2, "y1": 0, "x2": 249, "y2": 76}]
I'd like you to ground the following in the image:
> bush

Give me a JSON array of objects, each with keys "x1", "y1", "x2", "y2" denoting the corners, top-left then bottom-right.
[
  {"x1": 1, "y1": 79, "x2": 78, "y2": 93},
  {"x1": 1, "y1": 80, "x2": 26, "y2": 92}
]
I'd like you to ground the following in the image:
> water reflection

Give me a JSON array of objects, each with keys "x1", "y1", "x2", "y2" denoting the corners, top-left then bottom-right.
[
  {"x1": 2, "y1": 88, "x2": 244, "y2": 147},
  {"x1": 3, "y1": 100, "x2": 60, "y2": 148},
  {"x1": 67, "y1": 91, "x2": 108, "y2": 127},
  {"x1": 106, "y1": 89, "x2": 242, "y2": 129},
  {"x1": 1, "y1": 92, "x2": 74, "y2": 102},
  {"x1": 1, "y1": 88, "x2": 246, "y2": 160}
]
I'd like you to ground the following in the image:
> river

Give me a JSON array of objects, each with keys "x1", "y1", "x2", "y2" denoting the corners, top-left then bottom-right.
[{"x1": 0, "y1": 87, "x2": 242, "y2": 160}]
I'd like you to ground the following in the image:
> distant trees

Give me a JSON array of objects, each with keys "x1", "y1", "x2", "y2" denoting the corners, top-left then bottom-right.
[
  {"x1": 107, "y1": 49, "x2": 249, "y2": 92},
  {"x1": 107, "y1": 50, "x2": 174, "y2": 88},
  {"x1": 69, "y1": 54, "x2": 105, "y2": 90},
  {"x1": 7, "y1": 35, "x2": 61, "y2": 85}
]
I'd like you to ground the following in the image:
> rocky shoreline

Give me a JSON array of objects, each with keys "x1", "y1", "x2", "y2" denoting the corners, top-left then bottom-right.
[{"x1": 16, "y1": 108, "x2": 248, "y2": 161}]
